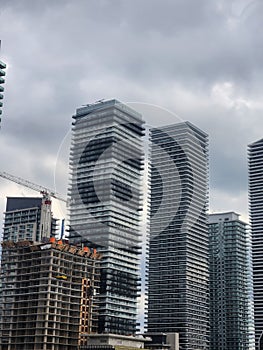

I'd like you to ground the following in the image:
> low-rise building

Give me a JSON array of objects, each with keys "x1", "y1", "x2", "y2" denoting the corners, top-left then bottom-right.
[
  {"x1": 79, "y1": 333, "x2": 147, "y2": 350},
  {"x1": 143, "y1": 332, "x2": 179, "y2": 350}
]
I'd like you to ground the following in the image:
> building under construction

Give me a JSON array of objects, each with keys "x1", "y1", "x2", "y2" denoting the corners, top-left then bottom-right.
[{"x1": 0, "y1": 239, "x2": 101, "y2": 350}]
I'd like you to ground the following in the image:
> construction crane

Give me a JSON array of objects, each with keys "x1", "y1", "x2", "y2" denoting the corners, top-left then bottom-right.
[{"x1": 0, "y1": 171, "x2": 67, "y2": 241}]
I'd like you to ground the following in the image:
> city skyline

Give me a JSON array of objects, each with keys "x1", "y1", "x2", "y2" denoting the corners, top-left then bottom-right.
[
  {"x1": 0, "y1": 0, "x2": 263, "y2": 225},
  {"x1": 0, "y1": 100, "x2": 258, "y2": 348},
  {"x1": 0, "y1": 1, "x2": 262, "y2": 349}
]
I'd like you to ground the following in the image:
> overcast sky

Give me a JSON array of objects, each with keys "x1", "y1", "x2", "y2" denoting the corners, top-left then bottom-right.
[{"x1": 0, "y1": 0, "x2": 263, "y2": 224}]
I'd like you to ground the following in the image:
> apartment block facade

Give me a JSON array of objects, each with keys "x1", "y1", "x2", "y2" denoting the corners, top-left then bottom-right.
[
  {"x1": 2, "y1": 197, "x2": 57, "y2": 242},
  {"x1": 209, "y1": 212, "x2": 252, "y2": 350}
]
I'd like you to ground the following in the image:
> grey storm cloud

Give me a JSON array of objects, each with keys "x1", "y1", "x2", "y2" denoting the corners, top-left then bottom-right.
[{"x1": 0, "y1": 0, "x2": 263, "y2": 220}]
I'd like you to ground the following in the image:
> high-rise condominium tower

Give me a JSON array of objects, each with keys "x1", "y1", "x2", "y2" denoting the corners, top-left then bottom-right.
[
  {"x1": 68, "y1": 99, "x2": 144, "y2": 335},
  {"x1": 248, "y1": 139, "x2": 263, "y2": 349},
  {"x1": 209, "y1": 212, "x2": 252, "y2": 350},
  {"x1": 147, "y1": 122, "x2": 209, "y2": 349}
]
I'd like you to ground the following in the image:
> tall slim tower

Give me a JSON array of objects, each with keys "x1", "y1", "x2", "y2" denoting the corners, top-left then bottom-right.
[
  {"x1": 147, "y1": 122, "x2": 209, "y2": 349},
  {"x1": 0, "y1": 40, "x2": 6, "y2": 126},
  {"x1": 248, "y1": 139, "x2": 263, "y2": 349},
  {"x1": 209, "y1": 212, "x2": 252, "y2": 350},
  {"x1": 68, "y1": 99, "x2": 144, "y2": 335}
]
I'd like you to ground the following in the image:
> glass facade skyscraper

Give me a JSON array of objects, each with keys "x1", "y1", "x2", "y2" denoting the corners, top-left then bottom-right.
[
  {"x1": 248, "y1": 139, "x2": 263, "y2": 350},
  {"x1": 147, "y1": 122, "x2": 209, "y2": 349},
  {"x1": 209, "y1": 212, "x2": 252, "y2": 350},
  {"x1": 68, "y1": 99, "x2": 144, "y2": 335}
]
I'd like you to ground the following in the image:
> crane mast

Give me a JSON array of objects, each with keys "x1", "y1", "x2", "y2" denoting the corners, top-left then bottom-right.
[{"x1": 0, "y1": 171, "x2": 67, "y2": 241}]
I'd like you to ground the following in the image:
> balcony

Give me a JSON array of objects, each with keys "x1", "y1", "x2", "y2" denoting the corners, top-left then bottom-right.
[{"x1": 0, "y1": 60, "x2": 6, "y2": 69}]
